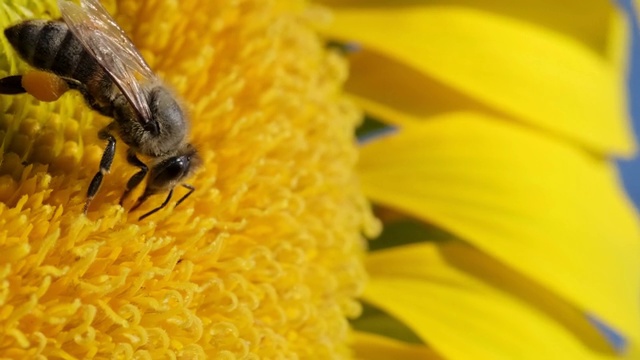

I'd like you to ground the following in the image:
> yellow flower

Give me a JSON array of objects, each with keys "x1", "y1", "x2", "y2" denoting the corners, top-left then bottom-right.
[
  {"x1": 319, "y1": 1, "x2": 640, "y2": 359},
  {"x1": 0, "y1": 0, "x2": 378, "y2": 357},
  {"x1": 2, "y1": 0, "x2": 639, "y2": 358}
]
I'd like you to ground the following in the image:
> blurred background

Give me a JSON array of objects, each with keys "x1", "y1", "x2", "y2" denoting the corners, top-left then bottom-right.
[{"x1": 618, "y1": 0, "x2": 640, "y2": 207}]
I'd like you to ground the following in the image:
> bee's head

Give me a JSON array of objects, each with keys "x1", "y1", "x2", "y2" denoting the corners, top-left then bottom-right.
[
  {"x1": 119, "y1": 86, "x2": 189, "y2": 157},
  {"x1": 130, "y1": 143, "x2": 200, "y2": 220},
  {"x1": 144, "y1": 143, "x2": 200, "y2": 195},
  {"x1": 147, "y1": 86, "x2": 186, "y2": 136}
]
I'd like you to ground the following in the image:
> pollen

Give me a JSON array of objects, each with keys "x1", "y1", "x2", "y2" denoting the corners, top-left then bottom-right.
[
  {"x1": 22, "y1": 71, "x2": 69, "y2": 103},
  {"x1": 0, "y1": 0, "x2": 378, "y2": 358}
]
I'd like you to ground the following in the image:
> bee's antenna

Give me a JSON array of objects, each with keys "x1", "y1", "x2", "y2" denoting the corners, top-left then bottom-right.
[
  {"x1": 175, "y1": 184, "x2": 195, "y2": 207},
  {"x1": 138, "y1": 188, "x2": 174, "y2": 221}
]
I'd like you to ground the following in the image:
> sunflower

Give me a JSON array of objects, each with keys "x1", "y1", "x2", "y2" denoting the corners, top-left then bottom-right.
[
  {"x1": 0, "y1": 0, "x2": 638, "y2": 359},
  {"x1": 0, "y1": 0, "x2": 377, "y2": 357}
]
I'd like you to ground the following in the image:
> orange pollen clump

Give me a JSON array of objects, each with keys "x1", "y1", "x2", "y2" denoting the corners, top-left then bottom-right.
[{"x1": 22, "y1": 71, "x2": 70, "y2": 102}]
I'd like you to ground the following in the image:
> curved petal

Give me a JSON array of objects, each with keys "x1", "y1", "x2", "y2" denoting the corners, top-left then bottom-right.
[
  {"x1": 322, "y1": 3, "x2": 635, "y2": 155},
  {"x1": 358, "y1": 113, "x2": 640, "y2": 344},
  {"x1": 343, "y1": 50, "x2": 500, "y2": 126},
  {"x1": 364, "y1": 242, "x2": 630, "y2": 359},
  {"x1": 321, "y1": 0, "x2": 616, "y2": 54},
  {"x1": 351, "y1": 332, "x2": 440, "y2": 360}
]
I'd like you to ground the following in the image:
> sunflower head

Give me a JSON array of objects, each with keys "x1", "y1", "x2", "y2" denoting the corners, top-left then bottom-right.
[{"x1": 0, "y1": 0, "x2": 378, "y2": 357}]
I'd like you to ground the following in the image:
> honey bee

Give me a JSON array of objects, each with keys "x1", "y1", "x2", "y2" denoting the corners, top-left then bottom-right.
[{"x1": 0, "y1": 0, "x2": 200, "y2": 220}]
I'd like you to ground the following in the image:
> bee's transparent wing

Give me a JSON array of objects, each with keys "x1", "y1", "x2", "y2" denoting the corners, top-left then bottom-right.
[{"x1": 58, "y1": 0, "x2": 155, "y2": 123}]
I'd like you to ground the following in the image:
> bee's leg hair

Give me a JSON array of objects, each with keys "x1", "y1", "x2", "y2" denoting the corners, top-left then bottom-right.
[
  {"x1": 120, "y1": 149, "x2": 148, "y2": 206},
  {"x1": 84, "y1": 126, "x2": 116, "y2": 214}
]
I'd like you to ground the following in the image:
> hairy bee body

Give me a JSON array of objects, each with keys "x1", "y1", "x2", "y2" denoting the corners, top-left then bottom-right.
[
  {"x1": 5, "y1": 20, "x2": 190, "y2": 159},
  {"x1": 1, "y1": 0, "x2": 200, "y2": 220},
  {"x1": 6, "y1": 20, "x2": 113, "y2": 107}
]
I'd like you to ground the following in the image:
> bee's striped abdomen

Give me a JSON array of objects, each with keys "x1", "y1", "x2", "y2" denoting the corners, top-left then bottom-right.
[
  {"x1": 5, "y1": 20, "x2": 101, "y2": 86},
  {"x1": 5, "y1": 19, "x2": 115, "y2": 113}
]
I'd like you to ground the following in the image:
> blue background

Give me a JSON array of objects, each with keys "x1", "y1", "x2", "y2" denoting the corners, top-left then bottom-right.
[{"x1": 618, "y1": 0, "x2": 640, "y2": 208}]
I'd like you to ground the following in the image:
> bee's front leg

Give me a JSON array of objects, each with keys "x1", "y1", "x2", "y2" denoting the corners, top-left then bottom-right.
[
  {"x1": 120, "y1": 149, "x2": 148, "y2": 206},
  {"x1": 84, "y1": 126, "x2": 116, "y2": 214}
]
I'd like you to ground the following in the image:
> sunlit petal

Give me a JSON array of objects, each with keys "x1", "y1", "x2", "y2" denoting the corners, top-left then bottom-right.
[
  {"x1": 322, "y1": 3, "x2": 634, "y2": 155},
  {"x1": 359, "y1": 113, "x2": 640, "y2": 344},
  {"x1": 352, "y1": 332, "x2": 439, "y2": 360},
  {"x1": 365, "y1": 242, "x2": 629, "y2": 359}
]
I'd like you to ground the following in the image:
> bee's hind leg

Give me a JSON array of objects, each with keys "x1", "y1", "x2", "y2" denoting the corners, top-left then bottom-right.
[
  {"x1": 58, "y1": 76, "x2": 114, "y2": 117},
  {"x1": 120, "y1": 149, "x2": 148, "y2": 206},
  {"x1": 1, "y1": 73, "x2": 72, "y2": 101},
  {"x1": 0, "y1": 75, "x2": 27, "y2": 94},
  {"x1": 0, "y1": 74, "x2": 113, "y2": 117},
  {"x1": 84, "y1": 126, "x2": 116, "y2": 214}
]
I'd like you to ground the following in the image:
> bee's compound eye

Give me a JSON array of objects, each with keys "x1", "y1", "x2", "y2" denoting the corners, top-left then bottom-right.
[
  {"x1": 152, "y1": 156, "x2": 190, "y2": 187},
  {"x1": 164, "y1": 159, "x2": 185, "y2": 179}
]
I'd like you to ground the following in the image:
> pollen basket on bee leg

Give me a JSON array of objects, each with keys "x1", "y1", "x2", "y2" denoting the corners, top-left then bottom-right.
[{"x1": 22, "y1": 71, "x2": 69, "y2": 102}]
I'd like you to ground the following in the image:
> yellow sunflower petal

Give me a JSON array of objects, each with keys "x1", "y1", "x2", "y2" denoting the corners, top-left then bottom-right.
[
  {"x1": 352, "y1": 332, "x2": 440, "y2": 360},
  {"x1": 322, "y1": 2, "x2": 635, "y2": 155},
  {"x1": 343, "y1": 50, "x2": 498, "y2": 127},
  {"x1": 358, "y1": 112, "x2": 640, "y2": 344},
  {"x1": 364, "y1": 242, "x2": 627, "y2": 359}
]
